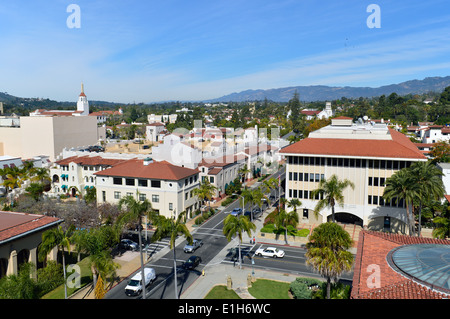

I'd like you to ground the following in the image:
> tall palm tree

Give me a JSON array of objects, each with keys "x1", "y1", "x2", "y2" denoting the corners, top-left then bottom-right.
[
  {"x1": 305, "y1": 222, "x2": 354, "y2": 299},
  {"x1": 238, "y1": 164, "x2": 251, "y2": 183},
  {"x1": 223, "y1": 214, "x2": 256, "y2": 269},
  {"x1": 38, "y1": 224, "x2": 75, "y2": 299},
  {"x1": 311, "y1": 174, "x2": 355, "y2": 223},
  {"x1": 251, "y1": 187, "x2": 267, "y2": 216},
  {"x1": 151, "y1": 212, "x2": 192, "y2": 299},
  {"x1": 409, "y1": 161, "x2": 445, "y2": 236},
  {"x1": 193, "y1": 179, "x2": 217, "y2": 212},
  {"x1": 262, "y1": 177, "x2": 279, "y2": 205},
  {"x1": 383, "y1": 168, "x2": 419, "y2": 235},
  {"x1": 118, "y1": 195, "x2": 152, "y2": 299},
  {"x1": 31, "y1": 167, "x2": 50, "y2": 184},
  {"x1": 276, "y1": 209, "x2": 299, "y2": 245}
]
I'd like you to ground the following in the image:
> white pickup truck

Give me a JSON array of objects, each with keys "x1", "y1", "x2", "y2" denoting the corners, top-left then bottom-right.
[{"x1": 124, "y1": 267, "x2": 156, "y2": 296}]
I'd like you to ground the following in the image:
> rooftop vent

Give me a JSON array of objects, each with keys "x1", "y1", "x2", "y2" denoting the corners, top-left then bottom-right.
[{"x1": 143, "y1": 157, "x2": 153, "y2": 166}]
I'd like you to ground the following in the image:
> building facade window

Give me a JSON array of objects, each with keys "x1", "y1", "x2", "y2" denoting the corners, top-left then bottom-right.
[
  {"x1": 114, "y1": 191, "x2": 121, "y2": 199},
  {"x1": 152, "y1": 194, "x2": 159, "y2": 203}
]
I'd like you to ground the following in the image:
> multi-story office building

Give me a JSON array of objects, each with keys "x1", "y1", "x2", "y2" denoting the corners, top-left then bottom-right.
[{"x1": 280, "y1": 116, "x2": 427, "y2": 232}]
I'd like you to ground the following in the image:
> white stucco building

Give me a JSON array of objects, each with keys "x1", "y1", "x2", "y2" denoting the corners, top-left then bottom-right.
[{"x1": 94, "y1": 158, "x2": 200, "y2": 219}]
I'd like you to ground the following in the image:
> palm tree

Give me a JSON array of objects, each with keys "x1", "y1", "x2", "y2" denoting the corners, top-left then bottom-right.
[
  {"x1": 193, "y1": 179, "x2": 217, "y2": 212},
  {"x1": 262, "y1": 177, "x2": 279, "y2": 205},
  {"x1": 276, "y1": 209, "x2": 299, "y2": 244},
  {"x1": 287, "y1": 198, "x2": 302, "y2": 214},
  {"x1": 383, "y1": 168, "x2": 419, "y2": 235},
  {"x1": 151, "y1": 212, "x2": 192, "y2": 299},
  {"x1": 238, "y1": 164, "x2": 251, "y2": 183},
  {"x1": 305, "y1": 222, "x2": 354, "y2": 299},
  {"x1": 38, "y1": 225, "x2": 75, "y2": 299},
  {"x1": 71, "y1": 225, "x2": 121, "y2": 293},
  {"x1": 250, "y1": 187, "x2": 267, "y2": 216},
  {"x1": 118, "y1": 195, "x2": 153, "y2": 299},
  {"x1": 409, "y1": 161, "x2": 445, "y2": 236},
  {"x1": 223, "y1": 214, "x2": 256, "y2": 269},
  {"x1": 311, "y1": 174, "x2": 355, "y2": 223},
  {"x1": 433, "y1": 205, "x2": 450, "y2": 239}
]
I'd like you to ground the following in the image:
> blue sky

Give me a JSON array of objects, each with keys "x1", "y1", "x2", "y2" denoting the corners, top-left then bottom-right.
[{"x1": 1, "y1": 0, "x2": 450, "y2": 103}]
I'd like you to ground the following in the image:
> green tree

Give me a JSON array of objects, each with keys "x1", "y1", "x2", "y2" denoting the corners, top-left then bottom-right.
[
  {"x1": 287, "y1": 198, "x2": 302, "y2": 213},
  {"x1": 288, "y1": 91, "x2": 301, "y2": 132},
  {"x1": 409, "y1": 161, "x2": 445, "y2": 236},
  {"x1": 84, "y1": 186, "x2": 97, "y2": 204},
  {"x1": 38, "y1": 225, "x2": 75, "y2": 299},
  {"x1": 0, "y1": 263, "x2": 39, "y2": 299},
  {"x1": 383, "y1": 168, "x2": 420, "y2": 235},
  {"x1": 305, "y1": 222, "x2": 353, "y2": 299},
  {"x1": 311, "y1": 175, "x2": 355, "y2": 223},
  {"x1": 432, "y1": 203, "x2": 450, "y2": 239},
  {"x1": 430, "y1": 141, "x2": 450, "y2": 163},
  {"x1": 117, "y1": 195, "x2": 153, "y2": 299},
  {"x1": 275, "y1": 209, "x2": 299, "y2": 244},
  {"x1": 193, "y1": 179, "x2": 217, "y2": 212},
  {"x1": 223, "y1": 214, "x2": 256, "y2": 269},
  {"x1": 151, "y1": 212, "x2": 192, "y2": 299},
  {"x1": 25, "y1": 182, "x2": 44, "y2": 201}
]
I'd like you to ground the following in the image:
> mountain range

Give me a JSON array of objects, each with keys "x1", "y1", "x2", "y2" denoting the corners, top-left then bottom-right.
[{"x1": 209, "y1": 76, "x2": 450, "y2": 102}]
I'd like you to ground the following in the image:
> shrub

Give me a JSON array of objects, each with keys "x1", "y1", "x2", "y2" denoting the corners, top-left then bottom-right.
[
  {"x1": 194, "y1": 215, "x2": 204, "y2": 225},
  {"x1": 260, "y1": 223, "x2": 276, "y2": 233},
  {"x1": 290, "y1": 277, "x2": 323, "y2": 299},
  {"x1": 263, "y1": 210, "x2": 278, "y2": 225}
]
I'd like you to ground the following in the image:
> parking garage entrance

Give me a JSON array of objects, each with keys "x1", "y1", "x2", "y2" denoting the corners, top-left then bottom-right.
[{"x1": 330, "y1": 212, "x2": 363, "y2": 227}]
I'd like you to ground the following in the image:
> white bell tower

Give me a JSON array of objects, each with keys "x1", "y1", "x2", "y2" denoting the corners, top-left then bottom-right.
[{"x1": 77, "y1": 82, "x2": 89, "y2": 116}]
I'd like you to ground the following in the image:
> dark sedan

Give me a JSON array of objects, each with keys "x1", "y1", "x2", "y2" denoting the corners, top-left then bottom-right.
[{"x1": 181, "y1": 256, "x2": 202, "y2": 270}]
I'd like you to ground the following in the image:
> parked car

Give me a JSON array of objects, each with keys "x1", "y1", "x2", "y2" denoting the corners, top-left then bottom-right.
[
  {"x1": 88, "y1": 145, "x2": 105, "y2": 152},
  {"x1": 124, "y1": 267, "x2": 156, "y2": 296},
  {"x1": 252, "y1": 207, "x2": 262, "y2": 215},
  {"x1": 182, "y1": 256, "x2": 202, "y2": 270},
  {"x1": 255, "y1": 247, "x2": 285, "y2": 258},
  {"x1": 119, "y1": 239, "x2": 139, "y2": 251},
  {"x1": 243, "y1": 210, "x2": 254, "y2": 219},
  {"x1": 184, "y1": 239, "x2": 203, "y2": 253},
  {"x1": 231, "y1": 208, "x2": 242, "y2": 216}
]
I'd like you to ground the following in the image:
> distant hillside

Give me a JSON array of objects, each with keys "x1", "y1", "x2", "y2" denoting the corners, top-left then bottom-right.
[{"x1": 209, "y1": 76, "x2": 450, "y2": 102}]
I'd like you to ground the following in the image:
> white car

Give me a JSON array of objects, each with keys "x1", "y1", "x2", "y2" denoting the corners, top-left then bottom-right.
[{"x1": 255, "y1": 247, "x2": 285, "y2": 258}]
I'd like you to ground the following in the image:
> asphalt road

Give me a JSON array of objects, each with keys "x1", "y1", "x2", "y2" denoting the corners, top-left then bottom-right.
[{"x1": 105, "y1": 197, "x2": 241, "y2": 299}]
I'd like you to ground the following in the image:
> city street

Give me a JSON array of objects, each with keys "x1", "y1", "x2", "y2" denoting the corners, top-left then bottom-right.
[{"x1": 104, "y1": 168, "x2": 353, "y2": 299}]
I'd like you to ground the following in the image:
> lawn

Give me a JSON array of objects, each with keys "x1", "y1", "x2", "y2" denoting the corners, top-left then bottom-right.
[
  {"x1": 248, "y1": 279, "x2": 291, "y2": 299},
  {"x1": 204, "y1": 279, "x2": 291, "y2": 299},
  {"x1": 204, "y1": 285, "x2": 241, "y2": 299},
  {"x1": 41, "y1": 256, "x2": 93, "y2": 299}
]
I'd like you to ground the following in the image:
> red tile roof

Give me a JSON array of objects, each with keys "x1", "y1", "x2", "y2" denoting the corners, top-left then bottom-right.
[
  {"x1": 94, "y1": 159, "x2": 198, "y2": 181},
  {"x1": 351, "y1": 230, "x2": 450, "y2": 299},
  {"x1": 280, "y1": 128, "x2": 426, "y2": 160},
  {"x1": 0, "y1": 211, "x2": 62, "y2": 243}
]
